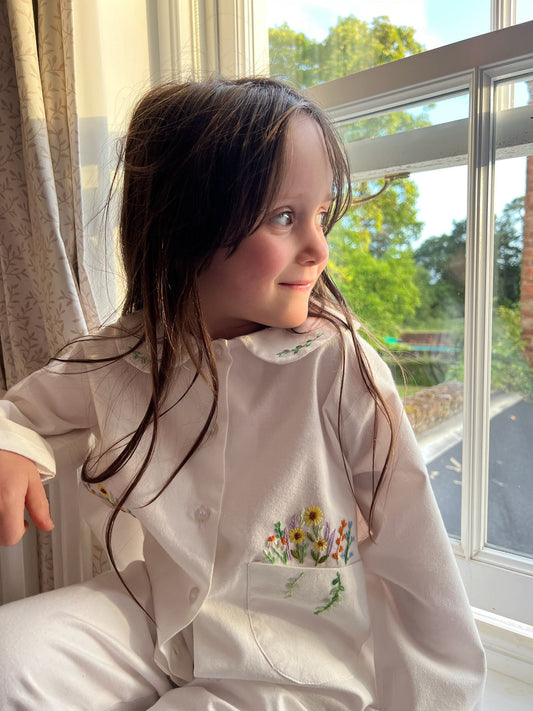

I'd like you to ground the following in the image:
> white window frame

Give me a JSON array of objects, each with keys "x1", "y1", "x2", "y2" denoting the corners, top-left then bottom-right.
[{"x1": 307, "y1": 22, "x2": 533, "y2": 662}]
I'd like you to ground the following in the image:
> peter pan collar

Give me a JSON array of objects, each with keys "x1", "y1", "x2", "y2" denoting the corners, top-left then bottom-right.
[
  {"x1": 119, "y1": 314, "x2": 338, "y2": 371},
  {"x1": 237, "y1": 318, "x2": 336, "y2": 364}
]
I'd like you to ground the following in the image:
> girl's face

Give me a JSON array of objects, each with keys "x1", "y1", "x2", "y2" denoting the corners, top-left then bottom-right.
[{"x1": 198, "y1": 115, "x2": 333, "y2": 340}]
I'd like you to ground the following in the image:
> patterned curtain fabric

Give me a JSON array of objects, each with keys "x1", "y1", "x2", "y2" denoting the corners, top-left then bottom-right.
[
  {"x1": 0, "y1": 0, "x2": 267, "y2": 605},
  {"x1": 0, "y1": 0, "x2": 97, "y2": 602}
]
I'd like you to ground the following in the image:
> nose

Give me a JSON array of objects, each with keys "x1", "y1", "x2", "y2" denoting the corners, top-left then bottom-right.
[{"x1": 297, "y1": 219, "x2": 329, "y2": 266}]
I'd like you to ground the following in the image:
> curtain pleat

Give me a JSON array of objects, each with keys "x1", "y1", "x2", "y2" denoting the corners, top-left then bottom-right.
[{"x1": 0, "y1": 0, "x2": 92, "y2": 601}]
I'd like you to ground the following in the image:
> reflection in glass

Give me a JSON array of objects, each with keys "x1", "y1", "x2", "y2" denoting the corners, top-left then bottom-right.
[
  {"x1": 338, "y1": 94, "x2": 469, "y2": 144},
  {"x1": 327, "y1": 95, "x2": 470, "y2": 538},
  {"x1": 486, "y1": 78, "x2": 533, "y2": 559},
  {"x1": 267, "y1": 2, "x2": 493, "y2": 83}
]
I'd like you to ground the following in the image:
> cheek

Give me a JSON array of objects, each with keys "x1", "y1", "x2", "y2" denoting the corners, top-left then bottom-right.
[{"x1": 236, "y1": 239, "x2": 287, "y2": 283}]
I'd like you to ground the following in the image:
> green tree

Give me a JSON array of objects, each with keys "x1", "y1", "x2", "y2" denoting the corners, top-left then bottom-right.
[
  {"x1": 328, "y1": 180, "x2": 422, "y2": 337},
  {"x1": 329, "y1": 226, "x2": 420, "y2": 337},
  {"x1": 269, "y1": 15, "x2": 423, "y2": 88},
  {"x1": 446, "y1": 306, "x2": 533, "y2": 400},
  {"x1": 494, "y1": 196, "x2": 524, "y2": 307},
  {"x1": 413, "y1": 219, "x2": 467, "y2": 321},
  {"x1": 412, "y1": 197, "x2": 524, "y2": 322},
  {"x1": 321, "y1": 15, "x2": 421, "y2": 82},
  {"x1": 267, "y1": 22, "x2": 321, "y2": 88}
]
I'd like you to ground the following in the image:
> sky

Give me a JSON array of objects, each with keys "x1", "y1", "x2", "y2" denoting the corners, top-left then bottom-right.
[
  {"x1": 267, "y1": 0, "x2": 533, "y2": 49},
  {"x1": 266, "y1": 1, "x2": 533, "y2": 241}
]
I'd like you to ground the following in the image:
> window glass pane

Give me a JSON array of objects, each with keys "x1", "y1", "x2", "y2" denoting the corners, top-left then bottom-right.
[
  {"x1": 328, "y1": 94, "x2": 470, "y2": 538},
  {"x1": 267, "y1": 1, "x2": 490, "y2": 86},
  {"x1": 409, "y1": 163, "x2": 468, "y2": 541},
  {"x1": 338, "y1": 94, "x2": 469, "y2": 146},
  {"x1": 517, "y1": 1, "x2": 533, "y2": 23},
  {"x1": 486, "y1": 77, "x2": 533, "y2": 559}
]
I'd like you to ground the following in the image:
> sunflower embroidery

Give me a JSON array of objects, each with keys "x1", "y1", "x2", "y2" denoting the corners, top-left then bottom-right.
[
  {"x1": 304, "y1": 505, "x2": 323, "y2": 526},
  {"x1": 262, "y1": 506, "x2": 355, "y2": 614}
]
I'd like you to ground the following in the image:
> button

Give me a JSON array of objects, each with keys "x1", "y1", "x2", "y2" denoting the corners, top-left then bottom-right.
[
  {"x1": 189, "y1": 586, "x2": 200, "y2": 603},
  {"x1": 194, "y1": 505, "x2": 211, "y2": 523}
]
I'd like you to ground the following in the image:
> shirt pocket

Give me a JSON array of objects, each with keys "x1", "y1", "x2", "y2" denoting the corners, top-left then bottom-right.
[{"x1": 246, "y1": 559, "x2": 371, "y2": 685}]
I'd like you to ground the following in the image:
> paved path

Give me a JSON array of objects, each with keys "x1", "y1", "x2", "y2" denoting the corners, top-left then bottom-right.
[{"x1": 420, "y1": 395, "x2": 533, "y2": 557}]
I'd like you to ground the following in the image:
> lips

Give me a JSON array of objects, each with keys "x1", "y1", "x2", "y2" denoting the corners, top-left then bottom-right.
[{"x1": 279, "y1": 281, "x2": 313, "y2": 290}]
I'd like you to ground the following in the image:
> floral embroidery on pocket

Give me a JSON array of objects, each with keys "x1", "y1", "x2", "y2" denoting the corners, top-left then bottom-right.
[
  {"x1": 284, "y1": 572, "x2": 304, "y2": 598},
  {"x1": 314, "y1": 572, "x2": 345, "y2": 615},
  {"x1": 262, "y1": 506, "x2": 355, "y2": 614}
]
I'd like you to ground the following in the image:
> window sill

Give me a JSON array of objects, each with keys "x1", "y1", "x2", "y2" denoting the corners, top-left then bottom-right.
[
  {"x1": 484, "y1": 670, "x2": 533, "y2": 710},
  {"x1": 474, "y1": 607, "x2": 533, "y2": 685}
]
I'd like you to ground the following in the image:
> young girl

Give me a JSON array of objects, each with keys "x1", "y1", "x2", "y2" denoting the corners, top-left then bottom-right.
[{"x1": 0, "y1": 77, "x2": 485, "y2": 710}]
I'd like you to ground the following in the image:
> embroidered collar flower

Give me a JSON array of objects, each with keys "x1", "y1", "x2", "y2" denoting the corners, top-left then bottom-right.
[{"x1": 276, "y1": 332, "x2": 323, "y2": 358}]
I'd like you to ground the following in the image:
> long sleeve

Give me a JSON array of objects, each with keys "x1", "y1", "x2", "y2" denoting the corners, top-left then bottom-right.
[
  {"x1": 345, "y1": 339, "x2": 486, "y2": 711},
  {"x1": 0, "y1": 337, "x2": 146, "y2": 570},
  {"x1": 0, "y1": 346, "x2": 97, "y2": 477}
]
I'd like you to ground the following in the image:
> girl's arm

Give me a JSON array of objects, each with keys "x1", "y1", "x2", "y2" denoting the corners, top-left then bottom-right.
[
  {"x1": 0, "y1": 349, "x2": 96, "y2": 547},
  {"x1": 344, "y1": 338, "x2": 486, "y2": 711}
]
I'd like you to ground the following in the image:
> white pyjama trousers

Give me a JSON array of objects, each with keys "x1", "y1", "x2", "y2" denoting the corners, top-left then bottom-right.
[
  {"x1": 0, "y1": 566, "x2": 253, "y2": 711},
  {"x1": 0, "y1": 566, "x2": 331, "y2": 711}
]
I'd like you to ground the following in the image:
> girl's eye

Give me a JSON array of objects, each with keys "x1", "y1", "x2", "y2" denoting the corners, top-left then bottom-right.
[
  {"x1": 271, "y1": 211, "x2": 293, "y2": 227},
  {"x1": 317, "y1": 211, "x2": 328, "y2": 227}
]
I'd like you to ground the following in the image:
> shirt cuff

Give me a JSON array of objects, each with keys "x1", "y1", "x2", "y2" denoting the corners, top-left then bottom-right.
[{"x1": 0, "y1": 417, "x2": 56, "y2": 480}]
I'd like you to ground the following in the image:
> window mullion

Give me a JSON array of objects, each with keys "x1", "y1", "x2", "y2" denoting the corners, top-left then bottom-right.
[
  {"x1": 491, "y1": 0, "x2": 517, "y2": 30},
  {"x1": 462, "y1": 67, "x2": 496, "y2": 560}
]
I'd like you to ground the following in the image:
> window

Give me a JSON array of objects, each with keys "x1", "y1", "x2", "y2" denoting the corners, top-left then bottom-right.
[
  {"x1": 268, "y1": 0, "x2": 533, "y2": 85},
  {"x1": 307, "y1": 21, "x2": 533, "y2": 627},
  {"x1": 71, "y1": 0, "x2": 533, "y2": 631}
]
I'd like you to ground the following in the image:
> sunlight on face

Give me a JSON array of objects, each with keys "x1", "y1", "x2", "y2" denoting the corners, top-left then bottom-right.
[{"x1": 198, "y1": 116, "x2": 333, "y2": 340}]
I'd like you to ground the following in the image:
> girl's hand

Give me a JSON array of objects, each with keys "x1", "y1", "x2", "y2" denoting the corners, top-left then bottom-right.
[{"x1": 0, "y1": 450, "x2": 54, "y2": 546}]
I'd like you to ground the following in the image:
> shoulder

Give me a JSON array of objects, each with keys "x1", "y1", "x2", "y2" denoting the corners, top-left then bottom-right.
[{"x1": 48, "y1": 312, "x2": 145, "y2": 371}]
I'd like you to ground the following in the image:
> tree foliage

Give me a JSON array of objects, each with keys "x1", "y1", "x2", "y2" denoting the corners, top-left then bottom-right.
[
  {"x1": 412, "y1": 197, "x2": 524, "y2": 323},
  {"x1": 328, "y1": 231, "x2": 420, "y2": 337},
  {"x1": 413, "y1": 219, "x2": 467, "y2": 322},
  {"x1": 446, "y1": 306, "x2": 533, "y2": 400},
  {"x1": 269, "y1": 16, "x2": 423, "y2": 88},
  {"x1": 494, "y1": 197, "x2": 524, "y2": 306},
  {"x1": 328, "y1": 181, "x2": 422, "y2": 337}
]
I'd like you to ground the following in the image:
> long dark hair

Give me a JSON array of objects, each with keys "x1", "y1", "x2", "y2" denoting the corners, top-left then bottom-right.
[{"x1": 79, "y1": 77, "x2": 395, "y2": 597}]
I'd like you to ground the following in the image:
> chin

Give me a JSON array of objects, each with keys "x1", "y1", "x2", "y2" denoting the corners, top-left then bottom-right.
[{"x1": 277, "y1": 312, "x2": 310, "y2": 330}]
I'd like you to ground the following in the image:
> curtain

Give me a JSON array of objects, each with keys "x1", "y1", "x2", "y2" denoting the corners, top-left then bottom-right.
[
  {"x1": 0, "y1": 0, "x2": 98, "y2": 603},
  {"x1": 0, "y1": 0, "x2": 269, "y2": 605}
]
